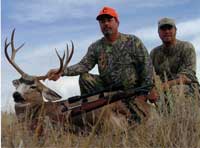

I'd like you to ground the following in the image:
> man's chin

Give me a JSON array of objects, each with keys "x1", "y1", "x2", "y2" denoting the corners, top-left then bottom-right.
[
  {"x1": 103, "y1": 30, "x2": 112, "y2": 36},
  {"x1": 163, "y1": 38, "x2": 173, "y2": 44}
]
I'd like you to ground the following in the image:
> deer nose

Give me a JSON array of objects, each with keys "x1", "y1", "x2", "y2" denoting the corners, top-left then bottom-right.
[{"x1": 13, "y1": 92, "x2": 25, "y2": 102}]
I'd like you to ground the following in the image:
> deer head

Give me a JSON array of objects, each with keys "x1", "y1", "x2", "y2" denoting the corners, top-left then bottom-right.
[{"x1": 5, "y1": 29, "x2": 74, "y2": 107}]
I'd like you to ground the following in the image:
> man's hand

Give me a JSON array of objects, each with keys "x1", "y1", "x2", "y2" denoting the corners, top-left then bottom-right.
[
  {"x1": 136, "y1": 95, "x2": 147, "y2": 102},
  {"x1": 47, "y1": 68, "x2": 62, "y2": 81},
  {"x1": 147, "y1": 87, "x2": 159, "y2": 103},
  {"x1": 179, "y1": 74, "x2": 192, "y2": 84},
  {"x1": 162, "y1": 74, "x2": 192, "y2": 89}
]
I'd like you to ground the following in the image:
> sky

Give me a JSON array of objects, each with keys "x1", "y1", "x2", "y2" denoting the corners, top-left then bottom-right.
[{"x1": 1, "y1": 0, "x2": 200, "y2": 111}]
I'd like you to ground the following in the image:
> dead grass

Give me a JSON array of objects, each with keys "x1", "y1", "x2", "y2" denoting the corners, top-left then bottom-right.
[{"x1": 1, "y1": 84, "x2": 200, "y2": 148}]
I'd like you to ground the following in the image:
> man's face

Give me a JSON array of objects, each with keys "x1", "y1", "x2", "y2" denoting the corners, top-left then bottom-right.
[
  {"x1": 98, "y1": 16, "x2": 119, "y2": 37},
  {"x1": 158, "y1": 25, "x2": 176, "y2": 45}
]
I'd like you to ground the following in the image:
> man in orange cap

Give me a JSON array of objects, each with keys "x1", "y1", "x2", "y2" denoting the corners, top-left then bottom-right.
[
  {"x1": 46, "y1": 6, "x2": 155, "y2": 123},
  {"x1": 96, "y1": 6, "x2": 120, "y2": 43}
]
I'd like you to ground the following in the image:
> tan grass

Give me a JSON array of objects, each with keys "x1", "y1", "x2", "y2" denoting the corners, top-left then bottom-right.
[{"x1": 2, "y1": 83, "x2": 200, "y2": 148}]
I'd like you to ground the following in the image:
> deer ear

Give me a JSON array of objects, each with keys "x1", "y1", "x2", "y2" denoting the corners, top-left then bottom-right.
[
  {"x1": 42, "y1": 88, "x2": 62, "y2": 102},
  {"x1": 12, "y1": 79, "x2": 20, "y2": 88}
]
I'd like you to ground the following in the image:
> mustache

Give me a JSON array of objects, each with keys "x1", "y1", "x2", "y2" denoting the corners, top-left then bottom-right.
[{"x1": 103, "y1": 26, "x2": 112, "y2": 30}]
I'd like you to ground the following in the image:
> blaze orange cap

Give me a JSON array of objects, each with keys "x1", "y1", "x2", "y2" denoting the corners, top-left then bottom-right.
[{"x1": 96, "y1": 6, "x2": 119, "y2": 21}]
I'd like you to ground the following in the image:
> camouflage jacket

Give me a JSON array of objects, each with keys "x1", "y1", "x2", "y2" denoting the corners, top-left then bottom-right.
[
  {"x1": 150, "y1": 39, "x2": 198, "y2": 83},
  {"x1": 63, "y1": 33, "x2": 153, "y2": 90}
]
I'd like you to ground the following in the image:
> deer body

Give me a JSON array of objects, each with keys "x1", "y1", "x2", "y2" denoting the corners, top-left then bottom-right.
[{"x1": 12, "y1": 76, "x2": 130, "y2": 135}]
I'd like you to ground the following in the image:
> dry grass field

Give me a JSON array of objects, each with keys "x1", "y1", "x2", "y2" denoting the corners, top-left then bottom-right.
[{"x1": 1, "y1": 83, "x2": 200, "y2": 148}]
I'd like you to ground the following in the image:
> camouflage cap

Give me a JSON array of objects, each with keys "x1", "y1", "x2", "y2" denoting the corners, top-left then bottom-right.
[{"x1": 158, "y1": 17, "x2": 176, "y2": 28}]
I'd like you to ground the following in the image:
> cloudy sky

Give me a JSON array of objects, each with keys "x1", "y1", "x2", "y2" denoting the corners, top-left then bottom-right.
[{"x1": 1, "y1": 0, "x2": 200, "y2": 111}]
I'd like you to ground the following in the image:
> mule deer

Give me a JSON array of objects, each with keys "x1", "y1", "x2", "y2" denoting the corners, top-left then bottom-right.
[
  {"x1": 5, "y1": 29, "x2": 133, "y2": 135},
  {"x1": 4, "y1": 29, "x2": 78, "y2": 133}
]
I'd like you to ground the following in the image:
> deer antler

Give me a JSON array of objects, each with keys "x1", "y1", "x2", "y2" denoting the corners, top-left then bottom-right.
[
  {"x1": 55, "y1": 41, "x2": 74, "y2": 74},
  {"x1": 4, "y1": 29, "x2": 27, "y2": 77},
  {"x1": 63, "y1": 41, "x2": 74, "y2": 71},
  {"x1": 36, "y1": 41, "x2": 74, "y2": 80},
  {"x1": 5, "y1": 29, "x2": 74, "y2": 80}
]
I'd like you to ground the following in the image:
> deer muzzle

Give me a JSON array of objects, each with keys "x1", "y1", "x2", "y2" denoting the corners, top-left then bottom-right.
[{"x1": 13, "y1": 92, "x2": 25, "y2": 103}]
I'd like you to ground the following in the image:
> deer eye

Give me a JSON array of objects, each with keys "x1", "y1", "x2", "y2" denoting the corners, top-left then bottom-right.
[
  {"x1": 30, "y1": 86, "x2": 37, "y2": 89},
  {"x1": 12, "y1": 80, "x2": 20, "y2": 87}
]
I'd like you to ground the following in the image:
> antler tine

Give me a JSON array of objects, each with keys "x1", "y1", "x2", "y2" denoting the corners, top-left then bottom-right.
[
  {"x1": 5, "y1": 38, "x2": 11, "y2": 49},
  {"x1": 37, "y1": 42, "x2": 73, "y2": 81},
  {"x1": 55, "y1": 48, "x2": 65, "y2": 74},
  {"x1": 4, "y1": 29, "x2": 27, "y2": 76},
  {"x1": 66, "y1": 44, "x2": 69, "y2": 62},
  {"x1": 63, "y1": 41, "x2": 74, "y2": 69},
  {"x1": 10, "y1": 29, "x2": 25, "y2": 60}
]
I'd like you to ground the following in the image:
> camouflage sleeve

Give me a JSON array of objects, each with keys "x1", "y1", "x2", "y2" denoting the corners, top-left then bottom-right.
[
  {"x1": 177, "y1": 42, "x2": 197, "y2": 82},
  {"x1": 133, "y1": 36, "x2": 153, "y2": 91},
  {"x1": 62, "y1": 44, "x2": 97, "y2": 76}
]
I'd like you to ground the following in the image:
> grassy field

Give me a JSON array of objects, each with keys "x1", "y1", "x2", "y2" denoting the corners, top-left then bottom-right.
[{"x1": 1, "y1": 84, "x2": 200, "y2": 148}]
